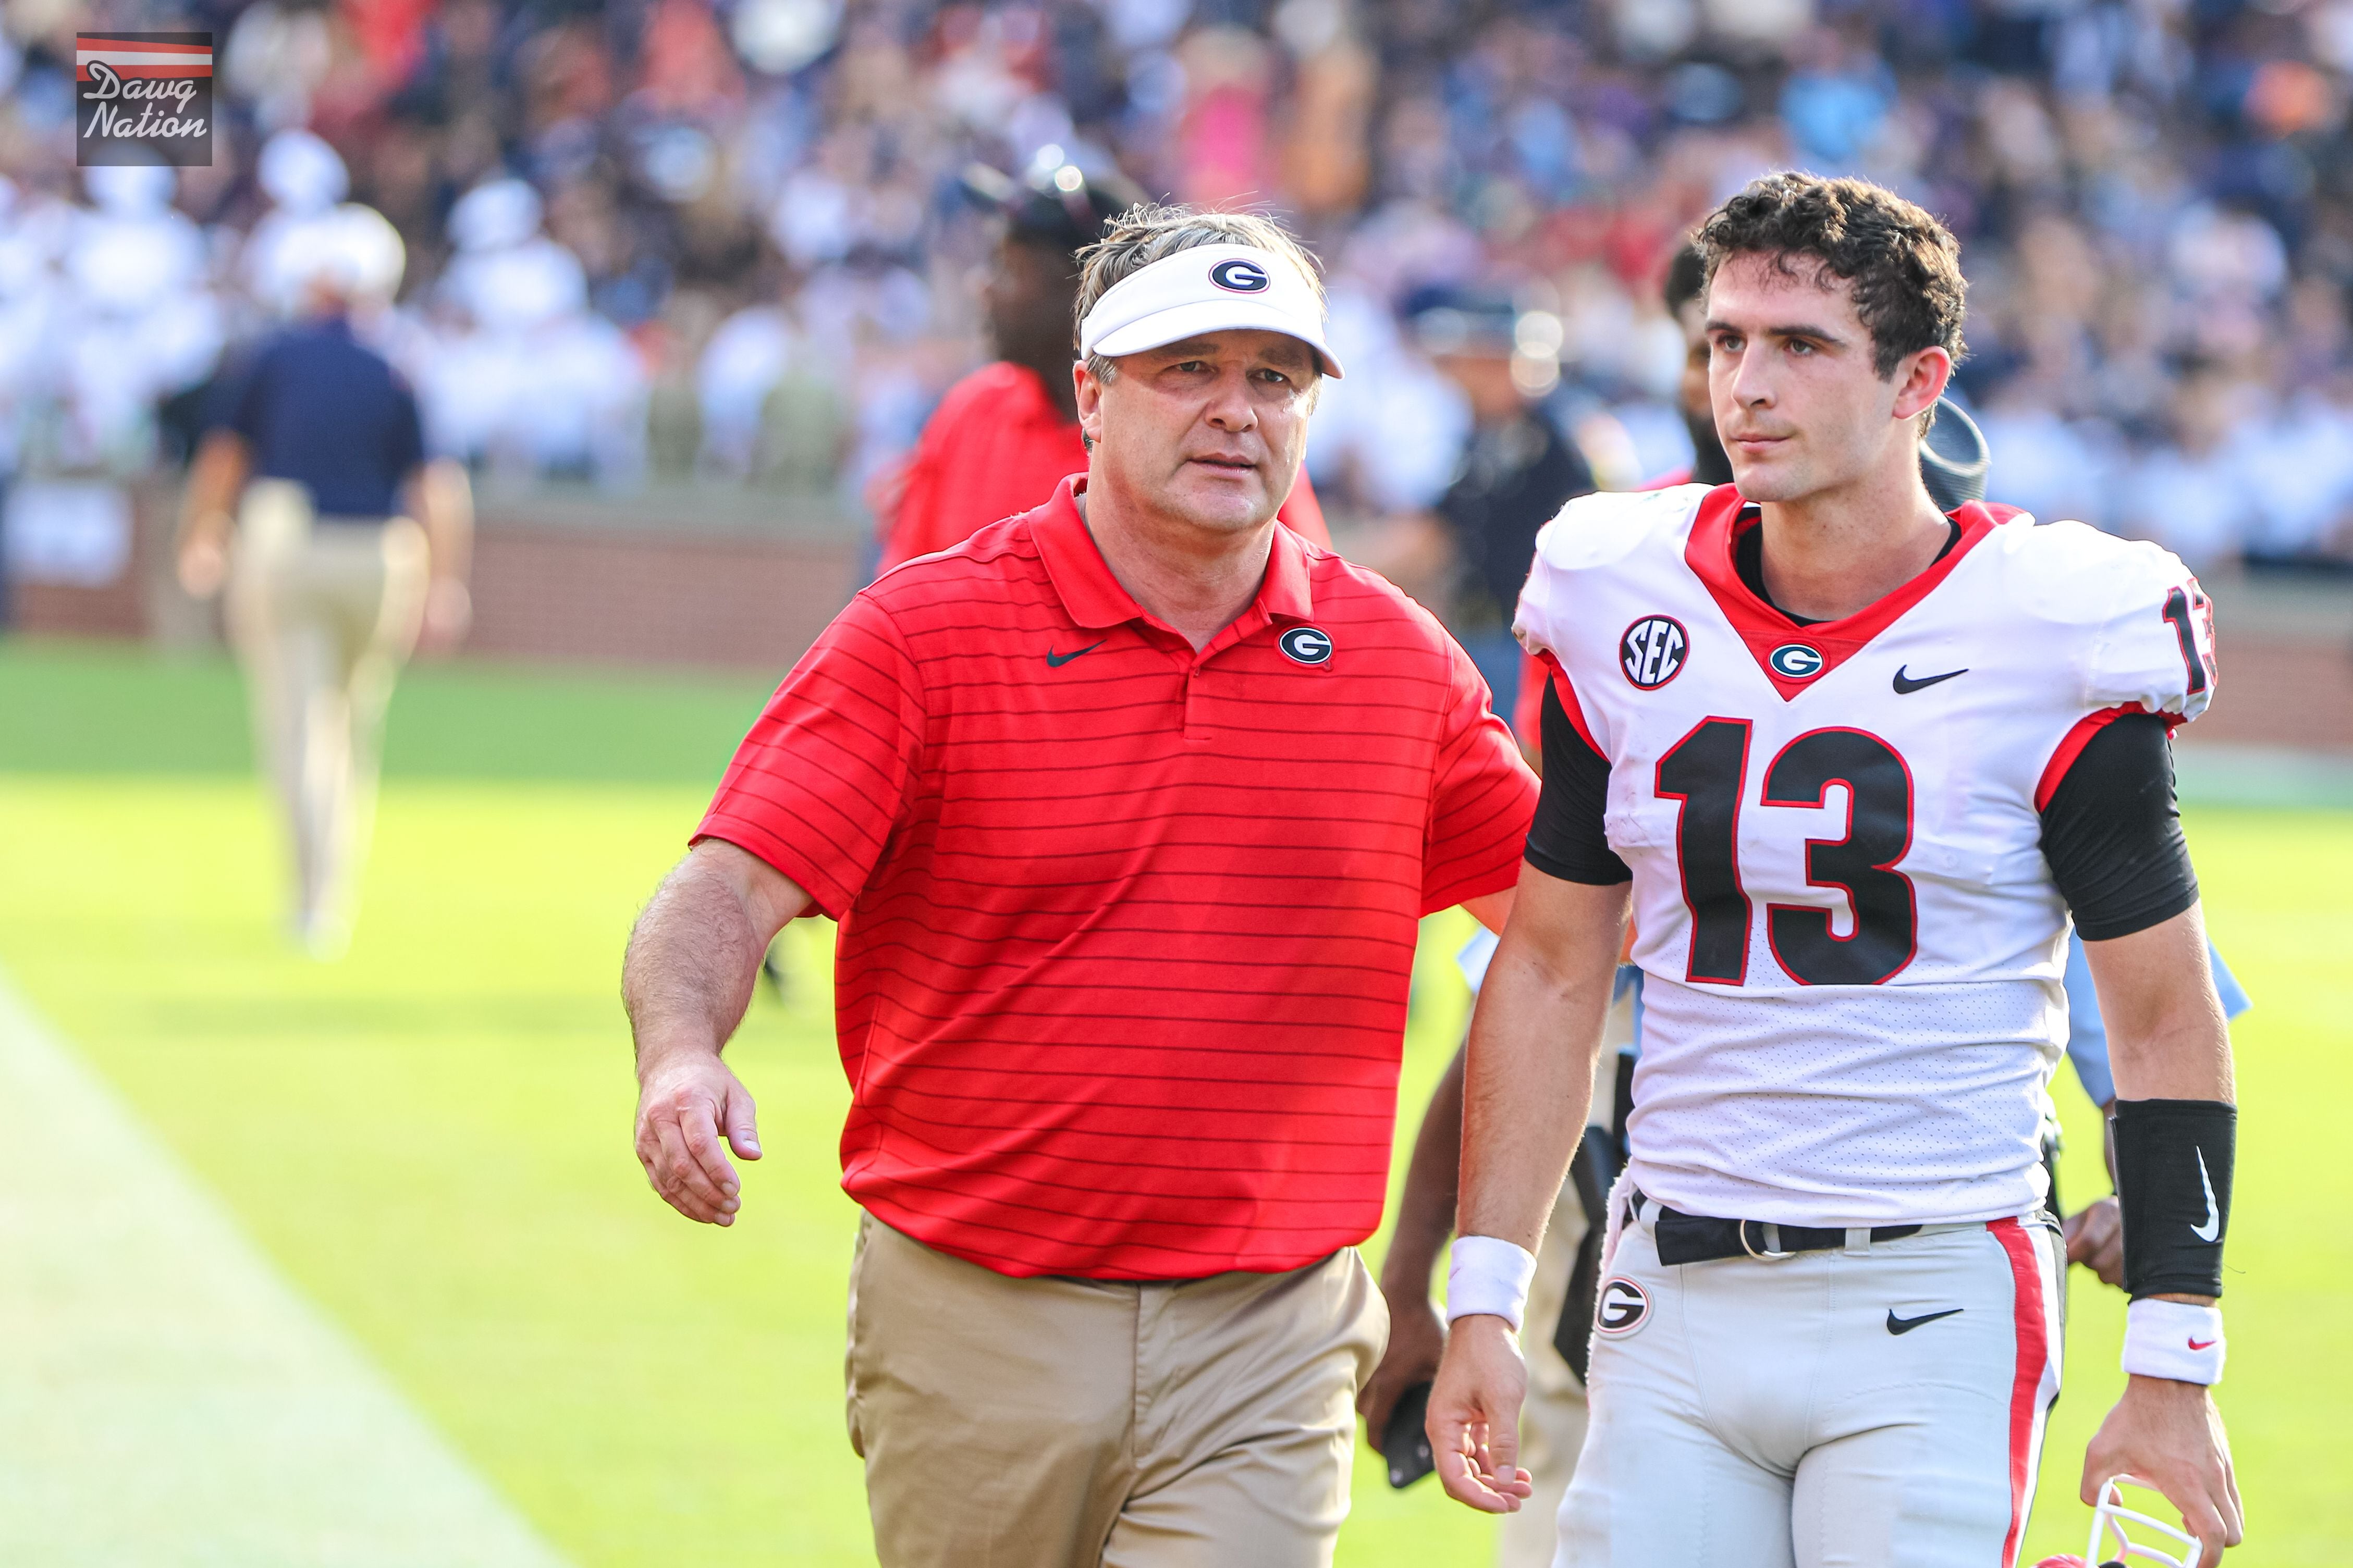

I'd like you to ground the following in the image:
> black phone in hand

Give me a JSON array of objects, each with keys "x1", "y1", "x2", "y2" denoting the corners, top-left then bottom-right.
[{"x1": 1381, "y1": 1380, "x2": 1436, "y2": 1489}]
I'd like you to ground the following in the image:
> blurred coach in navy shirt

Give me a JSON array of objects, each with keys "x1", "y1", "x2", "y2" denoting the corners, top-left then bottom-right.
[{"x1": 176, "y1": 204, "x2": 473, "y2": 958}]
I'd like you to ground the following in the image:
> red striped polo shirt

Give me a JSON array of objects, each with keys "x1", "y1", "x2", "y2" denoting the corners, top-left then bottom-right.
[{"x1": 697, "y1": 477, "x2": 1537, "y2": 1280}]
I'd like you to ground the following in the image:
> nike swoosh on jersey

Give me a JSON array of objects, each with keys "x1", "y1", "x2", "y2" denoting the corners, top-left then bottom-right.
[
  {"x1": 2191, "y1": 1149, "x2": 2221, "y2": 1242},
  {"x1": 1892, "y1": 664, "x2": 1968, "y2": 694},
  {"x1": 1046, "y1": 640, "x2": 1107, "y2": 668},
  {"x1": 1885, "y1": 1307, "x2": 1964, "y2": 1335}
]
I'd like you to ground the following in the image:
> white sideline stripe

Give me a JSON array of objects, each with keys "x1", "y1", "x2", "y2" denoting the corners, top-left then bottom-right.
[{"x1": 0, "y1": 970, "x2": 575, "y2": 1568}]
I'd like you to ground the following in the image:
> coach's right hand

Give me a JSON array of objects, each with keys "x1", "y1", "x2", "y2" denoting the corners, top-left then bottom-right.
[
  {"x1": 634, "y1": 1047, "x2": 763, "y2": 1226},
  {"x1": 1427, "y1": 1314, "x2": 1535, "y2": 1512}
]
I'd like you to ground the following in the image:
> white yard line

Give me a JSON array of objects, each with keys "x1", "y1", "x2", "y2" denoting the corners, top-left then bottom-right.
[{"x1": 0, "y1": 970, "x2": 575, "y2": 1568}]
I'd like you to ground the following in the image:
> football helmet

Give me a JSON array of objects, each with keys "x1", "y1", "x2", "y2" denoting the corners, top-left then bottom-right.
[{"x1": 2053, "y1": 1476, "x2": 2202, "y2": 1566}]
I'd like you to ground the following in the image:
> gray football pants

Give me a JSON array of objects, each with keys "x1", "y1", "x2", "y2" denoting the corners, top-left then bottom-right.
[{"x1": 1553, "y1": 1204, "x2": 2064, "y2": 1568}]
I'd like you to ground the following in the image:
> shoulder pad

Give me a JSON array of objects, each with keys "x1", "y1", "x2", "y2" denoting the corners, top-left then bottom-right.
[
  {"x1": 1986, "y1": 518, "x2": 2215, "y2": 721},
  {"x1": 1986, "y1": 517, "x2": 2193, "y2": 628},
  {"x1": 1516, "y1": 486, "x2": 1706, "y2": 663},
  {"x1": 1529, "y1": 485, "x2": 1707, "y2": 572}
]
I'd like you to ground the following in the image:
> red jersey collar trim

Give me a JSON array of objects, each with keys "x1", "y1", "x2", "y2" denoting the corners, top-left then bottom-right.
[
  {"x1": 1030, "y1": 475, "x2": 1316, "y2": 633},
  {"x1": 1685, "y1": 484, "x2": 2003, "y2": 702},
  {"x1": 1258, "y1": 513, "x2": 1315, "y2": 622}
]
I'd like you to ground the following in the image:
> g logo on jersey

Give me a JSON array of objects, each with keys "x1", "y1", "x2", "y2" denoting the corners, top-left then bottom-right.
[
  {"x1": 1209, "y1": 257, "x2": 1270, "y2": 293},
  {"x1": 1595, "y1": 1277, "x2": 1650, "y2": 1337},
  {"x1": 1768, "y1": 643, "x2": 1825, "y2": 681},
  {"x1": 1279, "y1": 626, "x2": 1333, "y2": 665},
  {"x1": 1621, "y1": 616, "x2": 1688, "y2": 689}
]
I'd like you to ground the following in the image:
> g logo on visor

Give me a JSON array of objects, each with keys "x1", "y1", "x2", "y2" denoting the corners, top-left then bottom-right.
[{"x1": 1209, "y1": 258, "x2": 1271, "y2": 293}]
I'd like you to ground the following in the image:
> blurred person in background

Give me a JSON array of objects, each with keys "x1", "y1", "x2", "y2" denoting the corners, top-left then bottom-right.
[
  {"x1": 1662, "y1": 242, "x2": 1735, "y2": 489},
  {"x1": 417, "y1": 177, "x2": 648, "y2": 486},
  {"x1": 242, "y1": 129, "x2": 352, "y2": 320},
  {"x1": 2116, "y1": 361, "x2": 2265, "y2": 570},
  {"x1": 1361, "y1": 287, "x2": 1595, "y2": 720},
  {"x1": 876, "y1": 161, "x2": 1328, "y2": 574},
  {"x1": 56, "y1": 164, "x2": 224, "y2": 472},
  {"x1": 175, "y1": 206, "x2": 474, "y2": 959}
]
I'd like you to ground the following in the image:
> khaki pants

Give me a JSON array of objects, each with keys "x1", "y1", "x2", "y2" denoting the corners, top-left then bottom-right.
[
  {"x1": 226, "y1": 480, "x2": 428, "y2": 950},
  {"x1": 844, "y1": 1214, "x2": 1387, "y2": 1568}
]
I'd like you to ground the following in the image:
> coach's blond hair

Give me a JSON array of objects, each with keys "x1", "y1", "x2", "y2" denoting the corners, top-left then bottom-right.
[{"x1": 1073, "y1": 205, "x2": 1327, "y2": 387}]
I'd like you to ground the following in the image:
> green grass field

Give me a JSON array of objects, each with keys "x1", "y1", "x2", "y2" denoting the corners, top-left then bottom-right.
[{"x1": 2, "y1": 638, "x2": 2346, "y2": 1565}]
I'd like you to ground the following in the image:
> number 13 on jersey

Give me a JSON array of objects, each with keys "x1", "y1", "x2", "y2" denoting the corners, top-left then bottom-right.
[{"x1": 1657, "y1": 718, "x2": 1917, "y2": 988}]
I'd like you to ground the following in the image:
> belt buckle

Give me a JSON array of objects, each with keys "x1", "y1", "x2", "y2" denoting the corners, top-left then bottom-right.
[{"x1": 1738, "y1": 1219, "x2": 1794, "y2": 1261}]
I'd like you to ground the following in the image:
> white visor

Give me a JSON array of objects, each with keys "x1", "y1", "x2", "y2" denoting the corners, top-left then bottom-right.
[{"x1": 1079, "y1": 243, "x2": 1344, "y2": 379}]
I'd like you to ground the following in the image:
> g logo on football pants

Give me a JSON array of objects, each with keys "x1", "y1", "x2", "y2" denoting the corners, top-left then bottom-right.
[{"x1": 1595, "y1": 1277, "x2": 1650, "y2": 1337}]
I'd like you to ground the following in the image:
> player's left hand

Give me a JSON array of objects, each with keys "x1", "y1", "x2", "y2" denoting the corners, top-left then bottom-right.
[
  {"x1": 2063, "y1": 1195, "x2": 2125, "y2": 1288},
  {"x1": 2082, "y1": 1375, "x2": 2242, "y2": 1566}
]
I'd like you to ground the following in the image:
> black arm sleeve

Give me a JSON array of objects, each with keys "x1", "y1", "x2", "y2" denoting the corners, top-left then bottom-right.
[
  {"x1": 1526, "y1": 679, "x2": 1632, "y2": 885},
  {"x1": 2113, "y1": 1097, "x2": 2234, "y2": 1299},
  {"x1": 2038, "y1": 711, "x2": 2199, "y2": 942}
]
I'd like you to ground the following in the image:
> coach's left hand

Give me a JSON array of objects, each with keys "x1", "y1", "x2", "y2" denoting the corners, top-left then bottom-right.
[
  {"x1": 2082, "y1": 1374, "x2": 2242, "y2": 1566},
  {"x1": 1427, "y1": 1314, "x2": 1535, "y2": 1513},
  {"x1": 1359, "y1": 1284, "x2": 1444, "y2": 1442}
]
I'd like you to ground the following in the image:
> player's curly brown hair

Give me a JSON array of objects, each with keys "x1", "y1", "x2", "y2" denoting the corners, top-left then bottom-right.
[{"x1": 1696, "y1": 172, "x2": 1967, "y2": 379}]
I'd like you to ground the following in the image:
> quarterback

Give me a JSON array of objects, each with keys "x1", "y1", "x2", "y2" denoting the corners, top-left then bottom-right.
[{"x1": 1428, "y1": 173, "x2": 2242, "y2": 1566}]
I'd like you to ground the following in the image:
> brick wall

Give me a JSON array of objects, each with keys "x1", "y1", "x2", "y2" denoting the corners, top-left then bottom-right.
[
  {"x1": 3, "y1": 481, "x2": 155, "y2": 640},
  {"x1": 2174, "y1": 633, "x2": 2353, "y2": 753},
  {"x1": 7, "y1": 483, "x2": 863, "y2": 673},
  {"x1": 465, "y1": 521, "x2": 857, "y2": 670},
  {"x1": 8, "y1": 484, "x2": 2351, "y2": 750}
]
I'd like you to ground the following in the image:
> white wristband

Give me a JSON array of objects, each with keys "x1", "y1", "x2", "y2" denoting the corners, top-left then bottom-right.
[
  {"x1": 1447, "y1": 1234, "x2": 1538, "y2": 1331},
  {"x1": 2122, "y1": 1299, "x2": 2225, "y2": 1385}
]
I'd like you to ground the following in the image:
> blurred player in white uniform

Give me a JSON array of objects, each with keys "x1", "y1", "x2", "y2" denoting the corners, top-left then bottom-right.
[{"x1": 1429, "y1": 174, "x2": 2244, "y2": 1567}]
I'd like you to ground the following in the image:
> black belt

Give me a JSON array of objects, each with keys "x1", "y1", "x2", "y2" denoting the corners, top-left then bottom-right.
[{"x1": 1635, "y1": 1190, "x2": 1921, "y2": 1266}]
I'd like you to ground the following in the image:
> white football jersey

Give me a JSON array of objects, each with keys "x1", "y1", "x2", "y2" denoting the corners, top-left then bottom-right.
[{"x1": 1515, "y1": 485, "x2": 2215, "y2": 1226}]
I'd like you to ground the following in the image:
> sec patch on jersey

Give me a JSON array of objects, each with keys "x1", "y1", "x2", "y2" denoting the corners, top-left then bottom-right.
[{"x1": 1620, "y1": 616, "x2": 1688, "y2": 689}]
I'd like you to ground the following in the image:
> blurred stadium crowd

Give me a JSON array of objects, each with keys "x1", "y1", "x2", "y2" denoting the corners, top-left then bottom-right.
[{"x1": 5, "y1": 0, "x2": 2353, "y2": 570}]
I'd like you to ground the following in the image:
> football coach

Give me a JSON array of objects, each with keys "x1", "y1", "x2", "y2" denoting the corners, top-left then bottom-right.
[{"x1": 621, "y1": 203, "x2": 1537, "y2": 1567}]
